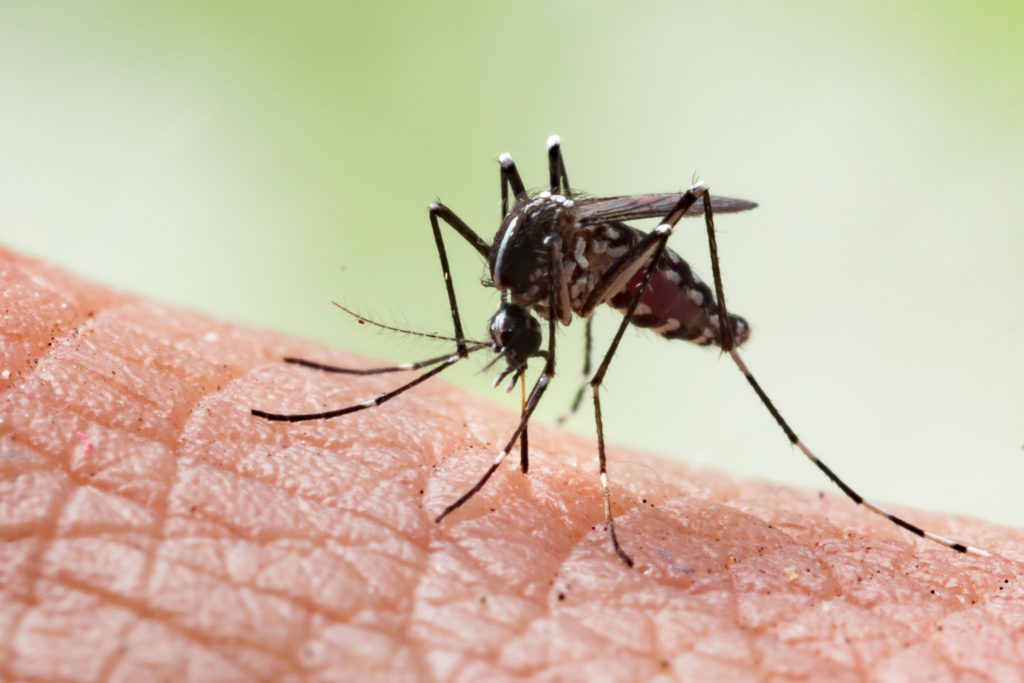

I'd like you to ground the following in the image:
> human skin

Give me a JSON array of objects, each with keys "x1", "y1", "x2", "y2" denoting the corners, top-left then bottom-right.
[{"x1": 1, "y1": 245, "x2": 1023, "y2": 682}]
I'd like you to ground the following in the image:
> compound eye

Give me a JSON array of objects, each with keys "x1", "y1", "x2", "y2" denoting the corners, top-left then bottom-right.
[{"x1": 488, "y1": 304, "x2": 541, "y2": 367}]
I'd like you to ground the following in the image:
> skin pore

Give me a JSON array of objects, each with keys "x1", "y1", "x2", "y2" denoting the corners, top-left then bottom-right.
[{"x1": 1, "y1": 246, "x2": 1021, "y2": 681}]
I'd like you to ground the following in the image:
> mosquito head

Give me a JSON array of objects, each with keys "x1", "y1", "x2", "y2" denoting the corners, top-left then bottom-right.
[{"x1": 487, "y1": 303, "x2": 542, "y2": 390}]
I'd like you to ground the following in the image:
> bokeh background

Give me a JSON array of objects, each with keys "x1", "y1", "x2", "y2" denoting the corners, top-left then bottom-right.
[{"x1": 3, "y1": 2, "x2": 1022, "y2": 527}]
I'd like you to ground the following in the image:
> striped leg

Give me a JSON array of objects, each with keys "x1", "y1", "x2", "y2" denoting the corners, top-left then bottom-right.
[
  {"x1": 547, "y1": 134, "x2": 572, "y2": 196},
  {"x1": 727, "y1": 349, "x2": 988, "y2": 555},
  {"x1": 252, "y1": 348, "x2": 486, "y2": 422},
  {"x1": 694, "y1": 195, "x2": 990, "y2": 556},
  {"x1": 499, "y1": 153, "x2": 527, "y2": 219},
  {"x1": 583, "y1": 184, "x2": 711, "y2": 567}
]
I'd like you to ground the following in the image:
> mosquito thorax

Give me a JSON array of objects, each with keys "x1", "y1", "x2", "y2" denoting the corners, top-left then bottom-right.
[
  {"x1": 488, "y1": 303, "x2": 542, "y2": 369},
  {"x1": 488, "y1": 191, "x2": 575, "y2": 308}
]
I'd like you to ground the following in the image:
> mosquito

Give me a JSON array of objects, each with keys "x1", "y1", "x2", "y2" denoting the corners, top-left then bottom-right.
[{"x1": 252, "y1": 136, "x2": 988, "y2": 566}]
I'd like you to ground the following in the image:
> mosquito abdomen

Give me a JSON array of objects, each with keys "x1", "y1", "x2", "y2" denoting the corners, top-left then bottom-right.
[{"x1": 608, "y1": 246, "x2": 750, "y2": 348}]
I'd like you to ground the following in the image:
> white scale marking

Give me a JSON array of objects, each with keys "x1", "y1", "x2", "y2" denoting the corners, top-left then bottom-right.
[
  {"x1": 652, "y1": 319, "x2": 681, "y2": 334},
  {"x1": 574, "y1": 237, "x2": 589, "y2": 269}
]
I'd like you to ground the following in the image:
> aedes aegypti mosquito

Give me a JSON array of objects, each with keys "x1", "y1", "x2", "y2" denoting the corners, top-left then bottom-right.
[{"x1": 252, "y1": 136, "x2": 988, "y2": 566}]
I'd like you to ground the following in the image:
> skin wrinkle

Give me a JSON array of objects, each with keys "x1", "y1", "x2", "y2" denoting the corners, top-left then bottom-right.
[
  {"x1": 79, "y1": 451, "x2": 280, "y2": 670},
  {"x1": 435, "y1": 453, "x2": 591, "y2": 601},
  {"x1": 5, "y1": 274, "x2": 269, "y2": 673},
  {"x1": 49, "y1": 572, "x2": 269, "y2": 677},
  {"x1": 141, "y1": 305, "x2": 271, "y2": 668},
  {"x1": 2, "y1": 246, "x2": 1024, "y2": 680}
]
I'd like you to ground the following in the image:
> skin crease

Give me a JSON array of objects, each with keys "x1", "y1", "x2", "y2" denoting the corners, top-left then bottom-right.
[{"x1": 1, "y1": 245, "x2": 1023, "y2": 682}]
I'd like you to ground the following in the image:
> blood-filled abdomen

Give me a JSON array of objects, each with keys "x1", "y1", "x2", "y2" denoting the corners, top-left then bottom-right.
[{"x1": 608, "y1": 247, "x2": 750, "y2": 348}]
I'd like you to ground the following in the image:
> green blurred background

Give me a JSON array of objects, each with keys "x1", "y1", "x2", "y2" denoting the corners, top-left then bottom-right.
[{"x1": 3, "y1": 2, "x2": 1022, "y2": 527}]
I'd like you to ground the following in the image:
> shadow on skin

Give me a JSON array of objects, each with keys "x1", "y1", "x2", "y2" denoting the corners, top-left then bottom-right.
[{"x1": 1, "y1": 246, "x2": 1021, "y2": 680}]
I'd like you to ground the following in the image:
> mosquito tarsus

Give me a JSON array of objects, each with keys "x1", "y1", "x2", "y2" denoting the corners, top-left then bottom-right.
[{"x1": 252, "y1": 135, "x2": 989, "y2": 566}]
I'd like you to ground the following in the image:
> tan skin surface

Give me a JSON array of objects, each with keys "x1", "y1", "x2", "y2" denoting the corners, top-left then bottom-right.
[{"x1": 2, "y1": 245, "x2": 1023, "y2": 682}]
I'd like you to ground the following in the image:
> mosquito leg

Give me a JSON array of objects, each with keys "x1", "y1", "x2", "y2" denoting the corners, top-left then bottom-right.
[
  {"x1": 499, "y1": 153, "x2": 527, "y2": 219},
  {"x1": 428, "y1": 202, "x2": 493, "y2": 359},
  {"x1": 556, "y1": 317, "x2": 593, "y2": 425},
  {"x1": 728, "y1": 350, "x2": 988, "y2": 555},
  {"x1": 281, "y1": 347, "x2": 485, "y2": 376},
  {"x1": 579, "y1": 184, "x2": 712, "y2": 567},
  {"x1": 588, "y1": 233, "x2": 673, "y2": 568},
  {"x1": 698, "y1": 192, "x2": 737, "y2": 352},
  {"x1": 252, "y1": 348, "x2": 488, "y2": 422},
  {"x1": 436, "y1": 236, "x2": 562, "y2": 523},
  {"x1": 547, "y1": 135, "x2": 572, "y2": 197},
  {"x1": 591, "y1": 384, "x2": 630, "y2": 566},
  {"x1": 588, "y1": 234, "x2": 673, "y2": 567},
  {"x1": 519, "y1": 375, "x2": 529, "y2": 473},
  {"x1": 694, "y1": 192, "x2": 989, "y2": 556}
]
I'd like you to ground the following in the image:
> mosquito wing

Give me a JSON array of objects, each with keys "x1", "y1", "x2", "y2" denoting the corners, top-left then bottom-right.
[{"x1": 575, "y1": 193, "x2": 757, "y2": 225}]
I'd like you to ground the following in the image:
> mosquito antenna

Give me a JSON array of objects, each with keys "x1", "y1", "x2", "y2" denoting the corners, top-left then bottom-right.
[{"x1": 331, "y1": 301, "x2": 480, "y2": 345}]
